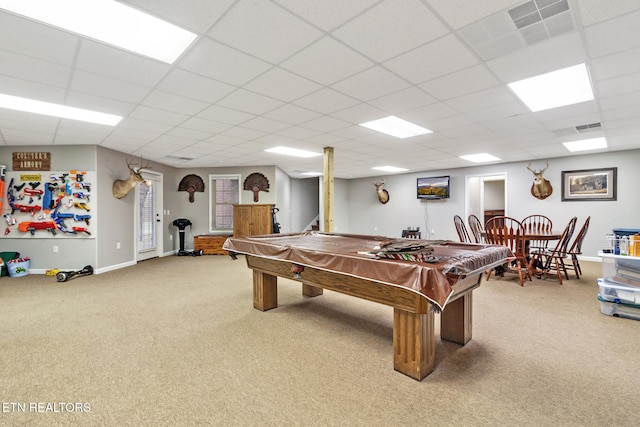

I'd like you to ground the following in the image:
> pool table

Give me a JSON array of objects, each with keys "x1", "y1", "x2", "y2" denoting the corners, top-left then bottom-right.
[{"x1": 223, "y1": 231, "x2": 510, "y2": 380}]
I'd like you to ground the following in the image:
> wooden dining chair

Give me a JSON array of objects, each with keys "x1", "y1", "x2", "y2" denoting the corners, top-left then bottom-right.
[
  {"x1": 453, "y1": 215, "x2": 472, "y2": 243},
  {"x1": 521, "y1": 214, "x2": 553, "y2": 252},
  {"x1": 484, "y1": 216, "x2": 531, "y2": 286},
  {"x1": 468, "y1": 214, "x2": 484, "y2": 243},
  {"x1": 566, "y1": 216, "x2": 590, "y2": 279},
  {"x1": 531, "y1": 217, "x2": 577, "y2": 285}
]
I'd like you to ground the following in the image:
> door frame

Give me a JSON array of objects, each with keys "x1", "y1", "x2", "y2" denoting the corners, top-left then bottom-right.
[
  {"x1": 135, "y1": 170, "x2": 163, "y2": 261},
  {"x1": 465, "y1": 172, "x2": 507, "y2": 225}
]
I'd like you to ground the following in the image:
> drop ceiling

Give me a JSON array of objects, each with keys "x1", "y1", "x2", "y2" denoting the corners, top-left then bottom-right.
[{"x1": 0, "y1": 0, "x2": 638, "y2": 178}]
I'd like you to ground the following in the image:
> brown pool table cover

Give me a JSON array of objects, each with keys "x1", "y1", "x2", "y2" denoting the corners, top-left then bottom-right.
[{"x1": 223, "y1": 231, "x2": 511, "y2": 310}]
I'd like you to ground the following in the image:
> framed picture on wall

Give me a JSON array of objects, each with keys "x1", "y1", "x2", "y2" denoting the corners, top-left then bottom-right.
[{"x1": 561, "y1": 167, "x2": 617, "y2": 201}]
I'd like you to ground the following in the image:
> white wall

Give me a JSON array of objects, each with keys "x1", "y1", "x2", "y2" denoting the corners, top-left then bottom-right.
[{"x1": 341, "y1": 149, "x2": 640, "y2": 259}]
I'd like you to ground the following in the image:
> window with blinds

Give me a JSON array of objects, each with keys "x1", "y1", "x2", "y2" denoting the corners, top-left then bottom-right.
[
  {"x1": 209, "y1": 174, "x2": 240, "y2": 233},
  {"x1": 138, "y1": 180, "x2": 155, "y2": 251}
]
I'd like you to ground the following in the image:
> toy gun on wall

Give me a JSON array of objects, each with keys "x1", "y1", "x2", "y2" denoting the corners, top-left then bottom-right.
[
  {"x1": 13, "y1": 204, "x2": 42, "y2": 216},
  {"x1": 7, "y1": 177, "x2": 16, "y2": 214},
  {"x1": 24, "y1": 187, "x2": 43, "y2": 202},
  {"x1": 18, "y1": 221, "x2": 57, "y2": 235},
  {"x1": 73, "y1": 191, "x2": 90, "y2": 202},
  {"x1": 74, "y1": 214, "x2": 91, "y2": 225}
]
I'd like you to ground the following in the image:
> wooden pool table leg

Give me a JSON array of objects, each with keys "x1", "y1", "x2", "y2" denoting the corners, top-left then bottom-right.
[
  {"x1": 393, "y1": 308, "x2": 435, "y2": 381},
  {"x1": 440, "y1": 292, "x2": 472, "y2": 345},
  {"x1": 302, "y1": 283, "x2": 323, "y2": 297},
  {"x1": 253, "y1": 270, "x2": 278, "y2": 311}
]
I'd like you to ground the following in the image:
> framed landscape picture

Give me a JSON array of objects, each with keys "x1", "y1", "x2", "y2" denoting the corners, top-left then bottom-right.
[{"x1": 561, "y1": 167, "x2": 617, "y2": 201}]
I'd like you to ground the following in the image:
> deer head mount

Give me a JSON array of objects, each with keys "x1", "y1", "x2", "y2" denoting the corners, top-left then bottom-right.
[
  {"x1": 527, "y1": 161, "x2": 553, "y2": 200},
  {"x1": 373, "y1": 179, "x2": 389, "y2": 204},
  {"x1": 112, "y1": 158, "x2": 151, "y2": 199},
  {"x1": 243, "y1": 172, "x2": 269, "y2": 202}
]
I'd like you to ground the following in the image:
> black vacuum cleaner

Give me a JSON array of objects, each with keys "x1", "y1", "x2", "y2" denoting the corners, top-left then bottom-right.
[{"x1": 172, "y1": 218, "x2": 203, "y2": 256}]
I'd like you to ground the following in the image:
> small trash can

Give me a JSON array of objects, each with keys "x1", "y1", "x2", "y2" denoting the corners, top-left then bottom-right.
[{"x1": 7, "y1": 258, "x2": 30, "y2": 277}]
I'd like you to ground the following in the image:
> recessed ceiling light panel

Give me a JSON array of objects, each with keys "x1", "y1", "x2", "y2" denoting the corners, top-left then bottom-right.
[
  {"x1": 0, "y1": 0, "x2": 197, "y2": 64},
  {"x1": 508, "y1": 63, "x2": 594, "y2": 112},
  {"x1": 265, "y1": 146, "x2": 322, "y2": 158},
  {"x1": 562, "y1": 137, "x2": 607, "y2": 152},
  {"x1": 0, "y1": 93, "x2": 122, "y2": 125},
  {"x1": 371, "y1": 166, "x2": 408, "y2": 172},
  {"x1": 359, "y1": 116, "x2": 432, "y2": 139},
  {"x1": 459, "y1": 153, "x2": 501, "y2": 163}
]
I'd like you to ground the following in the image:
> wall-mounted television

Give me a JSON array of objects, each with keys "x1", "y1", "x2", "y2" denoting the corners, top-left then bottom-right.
[{"x1": 417, "y1": 176, "x2": 450, "y2": 200}]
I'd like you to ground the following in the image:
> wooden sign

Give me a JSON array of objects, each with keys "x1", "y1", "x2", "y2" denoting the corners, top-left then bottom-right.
[{"x1": 12, "y1": 152, "x2": 51, "y2": 171}]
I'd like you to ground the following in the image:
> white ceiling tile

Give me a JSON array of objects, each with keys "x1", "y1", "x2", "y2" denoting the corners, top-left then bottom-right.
[
  {"x1": 208, "y1": 0, "x2": 323, "y2": 63},
  {"x1": 0, "y1": 11, "x2": 78, "y2": 66},
  {"x1": 179, "y1": 117, "x2": 231, "y2": 134},
  {"x1": 165, "y1": 126, "x2": 211, "y2": 141},
  {"x1": 239, "y1": 116, "x2": 290, "y2": 133},
  {"x1": 384, "y1": 35, "x2": 479, "y2": 84},
  {"x1": 329, "y1": 103, "x2": 386, "y2": 124},
  {"x1": 128, "y1": 105, "x2": 189, "y2": 126},
  {"x1": 142, "y1": 90, "x2": 208, "y2": 115},
  {"x1": 293, "y1": 88, "x2": 360, "y2": 114},
  {"x1": 274, "y1": 126, "x2": 322, "y2": 140},
  {"x1": 263, "y1": 104, "x2": 322, "y2": 125},
  {"x1": 217, "y1": 89, "x2": 284, "y2": 115},
  {"x1": 75, "y1": 40, "x2": 170, "y2": 86},
  {"x1": 426, "y1": 0, "x2": 519, "y2": 30},
  {"x1": 0, "y1": 75, "x2": 66, "y2": 104},
  {"x1": 244, "y1": 67, "x2": 322, "y2": 102},
  {"x1": 0, "y1": 49, "x2": 70, "y2": 89},
  {"x1": 158, "y1": 69, "x2": 235, "y2": 103},
  {"x1": 0, "y1": 0, "x2": 638, "y2": 178},
  {"x1": 446, "y1": 86, "x2": 518, "y2": 113},
  {"x1": 332, "y1": 66, "x2": 410, "y2": 101},
  {"x1": 486, "y1": 32, "x2": 585, "y2": 82},
  {"x1": 196, "y1": 105, "x2": 254, "y2": 125},
  {"x1": 71, "y1": 70, "x2": 151, "y2": 104},
  {"x1": 590, "y1": 46, "x2": 640, "y2": 81},
  {"x1": 332, "y1": 0, "x2": 448, "y2": 62},
  {"x1": 178, "y1": 37, "x2": 271, "y2": 86},
  {"x1": 419, "y1": 65, "x2": 501, "y2": 100},
  {"x1": 584, "y1": 10, "x2": 640, "y2": 58},
  {"x1": 300, "y1": 115, "x2": 351, "y2": 132},
  {"x1": 368, "y1": 87, "x2": 436, "y2": 114},
  {"x1": 597, "y1": 73, "x2": 640, "y2": 98},
  {"x1": 281, "y1": 37, "x2": 372, "y2": 85},
  {"x1": 272, "y1": 0, "x2": 378, "y2": 31},
  {"x1": 576, "y1": 0, "x2": 640, "y2": 26}
]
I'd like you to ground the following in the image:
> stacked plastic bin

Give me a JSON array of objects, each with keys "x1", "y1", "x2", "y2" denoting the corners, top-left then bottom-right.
[{"x1": 598, "y1": 230, "x2": 640, "y2": 320}]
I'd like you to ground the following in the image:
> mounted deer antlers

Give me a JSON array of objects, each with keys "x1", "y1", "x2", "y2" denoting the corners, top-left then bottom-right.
[
  {"x1": 112, "y1": 158, "x2": 151, "y2": 199},
  {"x1": 527, "y1": 161, "x2": 553, "y2": 200},
  {"x1": 373, "y1": 179, "x2": 389, "y2": 204}
]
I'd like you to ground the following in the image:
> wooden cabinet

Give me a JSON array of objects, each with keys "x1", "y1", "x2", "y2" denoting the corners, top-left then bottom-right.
[
  {"x1": 194, "y1": 235, "x2": 230, "y2": 255},
  {"x1": 233, "y1": 204, "x2": 274, "y2": 238}
]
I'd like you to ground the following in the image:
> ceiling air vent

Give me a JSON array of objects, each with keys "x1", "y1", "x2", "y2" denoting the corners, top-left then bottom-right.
[
  {"x1": 552, "y1": 122, "x2": 602, "y2": 138},
  {"x1": 508, "y1": 0, "x2": 569, "y2": 30},
  {"x1": 458, "y1": 0, "x2": 575, "y2": 60},
  {"x1": 575, "y1": 122, "x2": 602, "y2": 133}
]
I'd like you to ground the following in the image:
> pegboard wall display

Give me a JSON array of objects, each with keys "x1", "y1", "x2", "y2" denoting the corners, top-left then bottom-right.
[{"x1": 2, "y1": 170, "x2": 95, "y2": 239}]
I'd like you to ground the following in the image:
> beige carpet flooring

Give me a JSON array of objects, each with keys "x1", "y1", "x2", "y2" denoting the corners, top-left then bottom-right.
[{"x1": 1, "y1": 255, "x2": 639, "y2": 426}]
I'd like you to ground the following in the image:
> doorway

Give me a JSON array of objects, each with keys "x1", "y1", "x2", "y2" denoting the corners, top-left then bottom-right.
[
  {"x1": 465, "y1": 173, "x2": 507, "y2": 226},
  {"x1": 136, "y1": 171, "x2": 163, "y2": 261}
]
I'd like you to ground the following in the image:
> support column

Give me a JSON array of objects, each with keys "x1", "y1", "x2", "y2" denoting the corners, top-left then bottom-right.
[{"x1": 323, "y1": 146, "x2": 334, "y2": 232}]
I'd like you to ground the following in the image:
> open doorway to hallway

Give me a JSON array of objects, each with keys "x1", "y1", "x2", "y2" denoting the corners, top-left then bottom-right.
[{"x1": 465, "y1": 173, "x2": 507, "y2": 228}]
